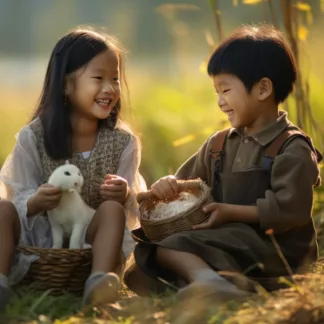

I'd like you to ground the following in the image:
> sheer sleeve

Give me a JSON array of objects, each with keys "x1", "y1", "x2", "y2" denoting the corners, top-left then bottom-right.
[
  {"x1": 116, "y1": 134, "x2": 147, "y2": 229},
  {"x1": 0, "y1": 125, "x2": 43, "y2": 232}
]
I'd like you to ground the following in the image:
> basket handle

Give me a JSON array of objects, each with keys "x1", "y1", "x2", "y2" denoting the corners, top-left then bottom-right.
[{"x1": 136, "y1": 179, "x2": 202, "y2": 204}]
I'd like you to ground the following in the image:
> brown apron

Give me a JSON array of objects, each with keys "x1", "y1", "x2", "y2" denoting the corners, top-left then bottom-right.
[{"x1": 131, "y1": 127, "x2": 322, "y2": 292}]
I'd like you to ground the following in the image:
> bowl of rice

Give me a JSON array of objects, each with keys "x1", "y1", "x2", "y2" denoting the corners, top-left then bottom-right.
[{"x1": 137, "y1": 179, "x2": 213, "y2": 242}]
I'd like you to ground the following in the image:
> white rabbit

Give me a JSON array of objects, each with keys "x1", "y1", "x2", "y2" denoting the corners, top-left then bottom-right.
[{"x1": 47, "y1": 163, "x2": 95, "y2": 249}]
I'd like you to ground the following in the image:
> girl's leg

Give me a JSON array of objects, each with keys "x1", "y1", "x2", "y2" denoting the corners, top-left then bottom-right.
[
  {"x1": 0, "y1": 200, "x2": 20, "y2": 310},
  {"x1": 156, "y1": 247, "x2": 250, "y2": 301},
  {"x1": 83, "y1": 200, "x2": 126, "y2": 306}
]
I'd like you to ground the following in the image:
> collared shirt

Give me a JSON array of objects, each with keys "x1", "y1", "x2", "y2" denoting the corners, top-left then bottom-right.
[{"x1": 175, "y1": 111, "x2": 320, "y2": 234}]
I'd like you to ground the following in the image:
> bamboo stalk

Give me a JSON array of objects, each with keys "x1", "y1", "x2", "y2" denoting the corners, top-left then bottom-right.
[
  {"x1": 280, "y1": 0, "x2": 303, "y2": 128},
  {"x1": 262, "y1": 0, "x2": 268, "y2": 22},
  {"x1": 268, "y1": 0, "x2": 278, "y2": 27},
  {"x1": 210, "y1": 0, "x2": 223, "y2": 43}
]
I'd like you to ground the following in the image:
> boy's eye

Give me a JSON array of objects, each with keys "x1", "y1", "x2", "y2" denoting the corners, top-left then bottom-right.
[
  {"x1": 92, "y1": 76, "x2": 102, "y2": 80},
  {"x1": 64, "y1": 171, "x2": 71, "y2": 176},
  {"x1": 113, "y1": 77, "x2": 119, "y2": 81},
  {"x1": 223, "y1": 89, "x2": 230, "y2": 93}
]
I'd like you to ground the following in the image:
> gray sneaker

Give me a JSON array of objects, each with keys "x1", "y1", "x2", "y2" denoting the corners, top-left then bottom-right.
[
  {"x1": 82, "y1": 272, "x2": 120, "y2": 307},
  {"x1": 177, "y1": 279, "x2": 251, "y2": 303},
  {"x1": 0, "y1": 283, "x2": 12, "y2": 312}
]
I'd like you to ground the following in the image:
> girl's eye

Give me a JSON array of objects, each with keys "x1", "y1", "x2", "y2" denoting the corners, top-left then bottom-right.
[
  {"x1": 113, "y1": 77, "x2": 119, "y2": 82},
  {"x1": 223, "y1": 89, "x2": 230, "y2": 93},
  {"x1": 92, "y1": 76, "x2": 102, "y2": 80}
]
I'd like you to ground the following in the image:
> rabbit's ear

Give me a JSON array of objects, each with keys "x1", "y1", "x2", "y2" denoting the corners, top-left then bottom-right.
[{"x1": 65, "y1": 160, "x2": 70, "y2": 165}]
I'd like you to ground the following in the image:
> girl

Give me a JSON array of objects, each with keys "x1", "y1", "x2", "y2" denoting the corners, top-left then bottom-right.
[{"x1": 0, "y1": 26, "x2": 146, "y2": 309}]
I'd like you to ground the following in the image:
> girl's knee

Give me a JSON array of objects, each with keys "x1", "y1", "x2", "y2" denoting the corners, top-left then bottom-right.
[
  {"x1": 98, "y1": 200, "x2": 125, "y2": 214},
  {"x1": 0, "y1": 200, "x2": 20, "y2": 239},
  {"x1": 0, "y1": 200, "x2": 18, "y2": 223},
  {"x1": 94, "y1": 200, "x2": 126, "y2": 224}
]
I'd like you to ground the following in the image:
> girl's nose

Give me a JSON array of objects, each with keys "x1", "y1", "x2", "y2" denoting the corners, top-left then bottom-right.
[{"x1": 103, "y1": 83, "x2": 115, "y2": 94}]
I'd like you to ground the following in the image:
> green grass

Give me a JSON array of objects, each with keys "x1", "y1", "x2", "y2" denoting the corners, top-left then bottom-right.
[
  {"x1": 0, "y1": 283, "x2": 251, "y2": 323},
  {"x1": 3, "y1": 269, "x2": 324, "y2": 324}
]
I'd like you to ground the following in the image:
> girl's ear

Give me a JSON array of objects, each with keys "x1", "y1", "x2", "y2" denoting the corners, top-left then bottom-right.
[
  {"x1": 256, "y1": 77, "x2": 273, "y2": 101},
  {"x1": 64, "y1": 76, "x2": 73, "y2": 96}
]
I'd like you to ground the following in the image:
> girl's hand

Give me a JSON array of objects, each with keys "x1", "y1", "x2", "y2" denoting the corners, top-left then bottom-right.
[
  {"x1": 192, "y1": 203, "x2": 229, "y2": 230},
  {"x1": 100, "y1": 174, "x2": 130, "y2": 204},
  {"x1": 27, "y1": 184, "x2": 62, "y2": 216},
  {"x1": 151, "y1": 175, "x2": 179, "y2": 199}
]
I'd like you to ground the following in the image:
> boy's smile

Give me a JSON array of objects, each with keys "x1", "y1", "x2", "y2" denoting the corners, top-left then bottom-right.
[{"x1": 222, "y1": 109, "x2": 235, "y2": 121}]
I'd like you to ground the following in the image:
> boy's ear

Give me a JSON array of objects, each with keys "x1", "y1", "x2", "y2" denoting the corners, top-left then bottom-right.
[{"x1": 257, "y1": 77, "x2": 273, "y2": 101}]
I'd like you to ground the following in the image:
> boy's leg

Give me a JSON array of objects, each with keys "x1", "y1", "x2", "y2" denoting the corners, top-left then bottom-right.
[
  {"x1": 124, "y1": 255, "x2": 169, "y2": 297},
  {"x1": 0, "y1": 200, "x2": 20, "y2": 310},
  {"x1": 83, "y1": 200, "x2": 126, "y2": 306},
  {"x1": 156, "y1": 247, "x2": 250, "y2": 301}
]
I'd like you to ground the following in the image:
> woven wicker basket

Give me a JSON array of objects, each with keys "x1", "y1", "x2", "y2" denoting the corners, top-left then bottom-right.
[
  {"x1": 16, "y1": 246, "x2": 92, "y2": 295},
  {"x1": 137, "y1": 179, "x2": 213, "y2": 242}
]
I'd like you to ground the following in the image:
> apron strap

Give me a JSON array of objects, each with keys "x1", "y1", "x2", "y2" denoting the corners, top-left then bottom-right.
[
  {"x1": 210, "y1": 128, "x2": 231, "y2": 167},
  {"x1": 262, "y1": 127, "x2": 323, "y2": 173},
  {"x1": 210, "y1": 128, "x2": 230, "y2": 202}
]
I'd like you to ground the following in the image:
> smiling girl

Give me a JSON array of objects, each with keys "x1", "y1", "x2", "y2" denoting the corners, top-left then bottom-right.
[{"x1": 0, "y1": 27, "x2": 146, "y2": 309}]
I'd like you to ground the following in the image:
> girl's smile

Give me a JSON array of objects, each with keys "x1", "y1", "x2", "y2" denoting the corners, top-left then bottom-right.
[{"x1": 95, "y1": 98, "x2": 113, "y2": 110}]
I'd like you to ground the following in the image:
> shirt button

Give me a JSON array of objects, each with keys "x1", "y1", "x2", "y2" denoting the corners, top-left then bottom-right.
[
  {"x1": 243, "y1": 138, "x2": 249, "y2": 144},
  {"x1": 236, "y1": 157, "x2": 242, "y2": 164}
]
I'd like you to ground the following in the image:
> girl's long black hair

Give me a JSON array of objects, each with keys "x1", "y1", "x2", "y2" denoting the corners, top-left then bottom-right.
[{"x1": 31, "y1": 27, "x2": 128, "y2": 160}]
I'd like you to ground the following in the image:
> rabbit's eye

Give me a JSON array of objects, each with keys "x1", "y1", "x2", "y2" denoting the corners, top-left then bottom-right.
[
  {"x1": 64, "y1": 171, "x2": 71, "y2": 176},
  {"x1": 78, "y1": 173, "x2": 81, "y2": 176}
]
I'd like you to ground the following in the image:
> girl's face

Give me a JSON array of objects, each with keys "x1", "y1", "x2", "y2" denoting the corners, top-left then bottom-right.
[{"x1": 66, "y1": 49, "x2": 120, "y2": 121}]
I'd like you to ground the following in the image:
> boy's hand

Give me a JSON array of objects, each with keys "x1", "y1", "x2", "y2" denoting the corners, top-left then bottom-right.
[
  {"x1": 27, "y1": 184, "x2": 62, "y2": 216},
  {"x1": 151, "y1": 175, "x2": 179, "y2": 199},
  {"x1": 192, "y1": 203, "x2": 228, "y2": 230},
  {"x1": 100, "y1": 174, "x2": 129, "y2": 204}
]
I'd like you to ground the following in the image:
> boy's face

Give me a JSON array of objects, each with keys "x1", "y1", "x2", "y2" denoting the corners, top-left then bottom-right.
[{"x1": 212, "y1": 73, "x2": 259, "y2": 129}]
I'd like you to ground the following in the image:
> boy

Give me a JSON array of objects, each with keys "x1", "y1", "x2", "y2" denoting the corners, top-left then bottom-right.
[{"x1": 124, "y1": 24, "x2": 322, "y2": 300}]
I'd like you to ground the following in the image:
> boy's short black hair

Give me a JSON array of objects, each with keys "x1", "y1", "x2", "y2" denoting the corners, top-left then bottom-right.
[{"x1": 207, "y1": 24, "x2": 297, "y2": 103}]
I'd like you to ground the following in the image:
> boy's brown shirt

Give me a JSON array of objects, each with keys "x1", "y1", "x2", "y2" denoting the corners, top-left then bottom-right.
[{"x1": 175, "y1": 111, "x2": 321, "y2": 235}]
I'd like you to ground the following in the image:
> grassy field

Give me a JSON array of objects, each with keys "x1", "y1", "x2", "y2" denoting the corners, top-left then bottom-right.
[{"x1": 3, "y1": 265, "x2": 324, "y2": 324}]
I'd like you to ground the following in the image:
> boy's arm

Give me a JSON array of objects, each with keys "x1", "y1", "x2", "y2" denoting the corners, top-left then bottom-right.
[
  {"x1": 256, "y1": 137, "x2": 320, "y2": 234},
  {"x1": 175, "y1": 134, "x2": 216, "y2": 186},
  {"x1": 151, "y1": 134, "x2": 215, "y2": 199}
]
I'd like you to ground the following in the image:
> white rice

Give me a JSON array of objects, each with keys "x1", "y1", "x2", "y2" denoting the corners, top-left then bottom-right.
[{"x1": 142, "y1": 192, "x2": 199, "y2": 220}]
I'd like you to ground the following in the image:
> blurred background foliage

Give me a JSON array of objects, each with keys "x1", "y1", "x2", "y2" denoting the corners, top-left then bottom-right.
[
  {"x1": 0, "y1": 0, "x2": 323, "y2": 187},
  {"x1": 2, "y1": 0, "x2": 324, "y2": 256}
]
